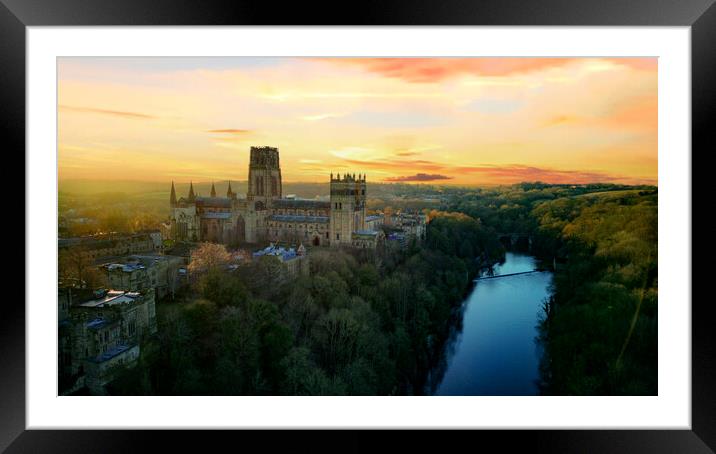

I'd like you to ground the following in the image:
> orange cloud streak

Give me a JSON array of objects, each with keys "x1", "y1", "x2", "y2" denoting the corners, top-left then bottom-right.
[
  {"x1": 59, "y1": 105, "x2": 157, "y2": 119},
  {"x1": 385, "y1": 173, "x2": 453, "y2": 182},
  {"x1": 314, "y1": 57, "x2": 656, "y2": 83}
]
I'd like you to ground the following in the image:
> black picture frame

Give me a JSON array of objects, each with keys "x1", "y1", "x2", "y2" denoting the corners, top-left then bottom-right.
[{"x1": 3, "y1": 0, "x2": 712, "y2": 451}]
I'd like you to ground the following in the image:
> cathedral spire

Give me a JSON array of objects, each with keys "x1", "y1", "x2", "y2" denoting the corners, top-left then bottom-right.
[
  {"x1": 170, "y1": 181, "x2": 177, "y2": 207},
  {"x1": 188, "y1": 181, "x2": 196, "y2": 202},
  {"x1": 227, "y1": 181, "x2": 234, "y2": 198},
  {"x1": 210, "y1": 182, "x2": 217, "y2": 197}
]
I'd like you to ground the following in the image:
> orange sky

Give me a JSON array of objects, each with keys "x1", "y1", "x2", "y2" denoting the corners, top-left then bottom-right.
[{"x1": 58, "y1": 57, "x2": 657, "y2": 186}]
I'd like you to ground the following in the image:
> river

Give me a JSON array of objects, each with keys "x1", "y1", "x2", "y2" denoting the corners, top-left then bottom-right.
[{"x1": 427, "y1": 252, "x2": 553, "y2": 395}]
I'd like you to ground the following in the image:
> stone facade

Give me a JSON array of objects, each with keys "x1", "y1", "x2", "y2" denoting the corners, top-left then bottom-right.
[
  {"x1": 58, "y1": 287, "x2": 156, "y2": 395},
  {"x1": 101, "y1": 254, "x2": 184, "y2": 301},
  {"x1": 170, "y1": 146, "x2": 373, "y2": 247},
  {"x1": 351, "y1": 230, "x2": 385, "y2": 249},
  {"x1": 390, "y1": 211, "x2": 428, "y2": 242},
  {"x1": 365, "y1": 214, "x2": 384, "y2": 231}
]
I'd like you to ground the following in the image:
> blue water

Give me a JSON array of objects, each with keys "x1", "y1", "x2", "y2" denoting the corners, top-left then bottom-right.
[{"x1": 431, "y1": 253, "x2": 552, "y2": 396}]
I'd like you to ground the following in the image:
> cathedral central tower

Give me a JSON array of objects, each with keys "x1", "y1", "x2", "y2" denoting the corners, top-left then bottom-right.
[{"x1": 247, "y1": 146, "x2": 282, "y2": 205}]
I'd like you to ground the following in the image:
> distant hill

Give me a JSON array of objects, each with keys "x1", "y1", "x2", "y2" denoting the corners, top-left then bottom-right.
[{"x1": 59, "y1": 179, "x2": 651, "y2": 201}]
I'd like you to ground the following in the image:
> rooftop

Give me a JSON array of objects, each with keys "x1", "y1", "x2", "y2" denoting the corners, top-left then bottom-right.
[
  {"x1": 354, "y1": 230, "x2": 380, "y2": 236},
  {"x1": 85, "y1": 318, "x2": 113, "y2": 330},
  {"x1": 78, "y1": 290, "x2": 143, "y2": 308},
  {"x1": 86, "y1": 343, "x2": 136, "y2": 363},
  {"x1": 195, "y1": 197, "x2": 232, "y2": 208},
  {"x1": 105, "y1": 263, "x2": 145, "y2": 273},
  {"x1": 129, "y1": 254, "x2": 181, "y2": 263},
  {"x1": 253, "y1": 244, "x2": 304, "y2": 262},
  {"x1": 97, "y1": 253, "x2": 182, "y2": 268},
  {"x1": 269, "y1": 214, "x2": 330, "y2": 224}
]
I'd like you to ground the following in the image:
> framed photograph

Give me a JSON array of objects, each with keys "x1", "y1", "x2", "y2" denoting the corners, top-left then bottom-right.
[{"x1": 6, "y1": 0, "x2": 713, "y2": 451}]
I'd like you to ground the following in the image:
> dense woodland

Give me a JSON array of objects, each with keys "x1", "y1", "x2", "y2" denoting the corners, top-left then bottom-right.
[{"x1": 70, "y1": 181, "x2": 657, "y2": 395}]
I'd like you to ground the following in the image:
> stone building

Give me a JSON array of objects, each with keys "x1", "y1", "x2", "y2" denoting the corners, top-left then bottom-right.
[
  {"x1": 252, "y1": 243, "x2": 309, "y2": 279},
  {"x1": 351, "y1": 230, "x2": 385, "y2": 249},
  {"x1": 58, "y1": 287, "x2": 156, "y2": 395},
  {"x1": 101, "y1": 254, "x2": 184, "y2": 300},
  {"x1": 365, "y1": 214, "x2": 384, "y2": 231},
  {"x1": 389, "y1": 211, "x2": 428, "y2": 242},
  {"x1": 169, "y1": 146, "x2": 374, "y2": 248},
  {"x1": 103, "y1": 263, "x2": 148, "y2": 292}
]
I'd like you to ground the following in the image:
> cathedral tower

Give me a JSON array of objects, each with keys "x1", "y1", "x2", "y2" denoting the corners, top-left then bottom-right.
[
  {"x1": 329, "y1": 172, "x2": 362, "y2": 246},
  {"x1": 247, "y1": 146, "x2": 282, "y2": 205}
]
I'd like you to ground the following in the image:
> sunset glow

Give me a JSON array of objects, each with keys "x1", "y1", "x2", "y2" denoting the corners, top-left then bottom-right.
[{"x1": 58, "y1": 57, "x2": 657, "y2": 186}]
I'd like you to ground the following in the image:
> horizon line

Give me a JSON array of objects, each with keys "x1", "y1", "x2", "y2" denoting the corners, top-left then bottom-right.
[{"x1": 57, "y1": 177, "x2": 658, "y2": 188}]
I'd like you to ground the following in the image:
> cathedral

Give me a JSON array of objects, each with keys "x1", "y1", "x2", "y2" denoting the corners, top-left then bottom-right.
[{"x1": 169, "y1": 146, "x2": 382, "y2": 248}]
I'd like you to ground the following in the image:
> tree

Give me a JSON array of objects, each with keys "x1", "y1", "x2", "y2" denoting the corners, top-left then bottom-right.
[
  {"x1": 312, "y1": 308, "x2": 361, "y2": 373},
  {"x1": 188, "y1": 242, "x2": 231, "y2": 277},
  {"x1": 201, "y1": 271, "x2": 248, "y2": 308},
  {"x1": 58, "y1": 245, "x2": 103, "y2": 288}
]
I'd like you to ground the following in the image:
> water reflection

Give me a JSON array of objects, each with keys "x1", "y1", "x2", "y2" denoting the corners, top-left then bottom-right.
[{"x1": 427, "y1": 253, "x2": 553, "y2": 396}]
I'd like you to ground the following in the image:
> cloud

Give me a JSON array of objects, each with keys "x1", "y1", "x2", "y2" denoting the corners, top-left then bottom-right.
[
  {"x1": 59, "y1": 105, "x2": 157, "y2": 119},
  {"x1": 206, "y1": 129, "x2": 252, "y2": 134},
  {"x1": 604, "y1": 58, "x2": 658, "y2": 72},
  {"x1": 315, "y1": 58, "x2": 578, "y2": 83},
  {"x1": 58, "y1": 57, "x2": 657, "y2": 185},
  {"x1": 453, "y1": 164, "x2": 656, "y2": 185},
  {"x1": 385, "y1": 173, "x2": 453, "y2": 182},
  {"x1": 314, "y1": 57, "x2": 657, "y2": 84}
]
